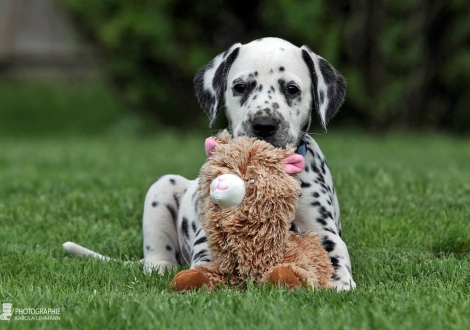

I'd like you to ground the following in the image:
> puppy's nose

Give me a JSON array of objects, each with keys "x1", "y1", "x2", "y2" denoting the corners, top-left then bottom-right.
[{"x1": 252, "y1": 117, "x2": 278, "y2": 138}]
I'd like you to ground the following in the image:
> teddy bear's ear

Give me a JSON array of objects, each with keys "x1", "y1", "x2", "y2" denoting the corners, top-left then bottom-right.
[
  {"x1": 205, "y1": 137, "x2": 219, "y2": 158},
  {"x1": 282, "y1": 154, "x2": 305, "y2": 174}
]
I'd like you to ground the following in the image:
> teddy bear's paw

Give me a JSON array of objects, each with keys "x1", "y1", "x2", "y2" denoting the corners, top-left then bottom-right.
[
  {"x1": 267, "y1": 266, "x2": 302, "y2": 289},
  {"x1": 170, "y1": 269, "x2": 210, "y2": 292}
]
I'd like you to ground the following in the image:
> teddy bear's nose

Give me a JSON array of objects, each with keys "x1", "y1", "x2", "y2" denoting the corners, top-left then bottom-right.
[{"x1": 210, "y1": 174, "x2": 246, "y2": 209}]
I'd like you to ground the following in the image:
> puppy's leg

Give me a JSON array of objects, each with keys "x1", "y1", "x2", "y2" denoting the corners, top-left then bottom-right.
[
  {"x1": 295, "y1": 135, "x2": 356, "y2": 291},
  {"x1": 142, "y1": 175, "x2": 192, "y2": 274}
]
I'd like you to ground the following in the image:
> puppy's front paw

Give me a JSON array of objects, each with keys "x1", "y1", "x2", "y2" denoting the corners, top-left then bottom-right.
[{"x1": 331, "y1": 272, "x2": 356, "y2": 291}]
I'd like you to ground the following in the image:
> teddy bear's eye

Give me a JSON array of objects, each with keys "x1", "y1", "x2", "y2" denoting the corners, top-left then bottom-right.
[{"x1": 247, "y1": 178, "x2": 255, "y2": 184}]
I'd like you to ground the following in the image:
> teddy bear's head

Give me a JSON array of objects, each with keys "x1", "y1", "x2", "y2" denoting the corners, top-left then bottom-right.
[{"x1": 198, "y1": 130, "x2": 305, "y2": 234}]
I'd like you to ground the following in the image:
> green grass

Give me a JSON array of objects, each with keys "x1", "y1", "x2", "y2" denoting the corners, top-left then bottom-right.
[
  {"x1": 0, "y1": 82, "x2": 469, "y2": 329},
  {"x1": 0, "y1": 80, "x2": 152, "y2": 137}
]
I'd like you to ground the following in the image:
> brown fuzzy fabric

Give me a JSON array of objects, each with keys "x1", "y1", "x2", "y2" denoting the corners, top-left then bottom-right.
[{"x1": 171, "y1": 130, "x2": 334, "y2": 291}]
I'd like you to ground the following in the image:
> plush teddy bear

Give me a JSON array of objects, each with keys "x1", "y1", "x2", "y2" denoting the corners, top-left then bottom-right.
[{"x1": 170, "y1": 131, "x2": 334, "y2": 291}]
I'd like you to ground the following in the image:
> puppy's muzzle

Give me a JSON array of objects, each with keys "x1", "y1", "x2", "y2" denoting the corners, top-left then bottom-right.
[{"x1": 252, "y1": 117, "x2": 278, "y2": 138}]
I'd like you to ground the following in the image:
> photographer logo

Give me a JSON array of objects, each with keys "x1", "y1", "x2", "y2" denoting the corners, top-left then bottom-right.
[{"x1": 0, "y1": 302, "x2": 13, "y2": 321}]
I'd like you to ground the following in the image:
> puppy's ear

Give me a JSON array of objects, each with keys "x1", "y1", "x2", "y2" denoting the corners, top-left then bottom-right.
[
  {"x1": 194, "y1": 44, "x2": 242, "y2": 127},
  {"x1": 301, "y1": 46, "x2": 346, "y2": 131}
]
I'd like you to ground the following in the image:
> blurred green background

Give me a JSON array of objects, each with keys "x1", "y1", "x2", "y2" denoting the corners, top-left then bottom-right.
[{"x1": 1, "y1": 0, "x2": 469, "y2": 135}]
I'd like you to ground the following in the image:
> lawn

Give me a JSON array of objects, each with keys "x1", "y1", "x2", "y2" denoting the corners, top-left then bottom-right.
[{"x1": 0, "y1": 81, "x2": 469, "y2": 329}]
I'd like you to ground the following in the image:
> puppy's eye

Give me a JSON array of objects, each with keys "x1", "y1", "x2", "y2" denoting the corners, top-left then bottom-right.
[
  {"x1": 286, "y1": 85, "x2": 300, "y2": 95},
  {"x1": 247, "y1": 178, "x2": 255, "y2": 184},
  {"x1": 233, "y1": 84, "x2": 246, "y2": 93}
]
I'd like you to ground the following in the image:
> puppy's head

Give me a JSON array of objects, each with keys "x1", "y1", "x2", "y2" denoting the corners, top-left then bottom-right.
[{"x1": 194, "y1": 37, "x2": 345, "y2": 148}]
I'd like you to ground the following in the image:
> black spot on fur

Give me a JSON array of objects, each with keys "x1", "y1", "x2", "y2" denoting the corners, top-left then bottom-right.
[
  {"x1": 194, "y1": 236, "x2": 207, "y2": 245},
  {"x1": 311, "y1": 161, "x2": 319, "y2": 173},
  {"x1": 307, "y1": 147, "x2": 316, "y2": 157},
  {"x1": 146, "y1": 245, "x2": 152, "y2": 251},
  {"x1": 165, "y1": 245, "x2": 172, "y2": 251},
  {"x1": 322, "y1": 237, "x2": 336, "y2": 252},
  {"x1": 169, "y1": 178, "x2": 176, "y2": 185},
  {"x1": 300, "y1": 180, "x2": 311, "y2": 188},
  {"x1": 330, "y1": 257, "x2": 340, "y2": 270},
  {"x1": 173, "y1": 193, "x2": 180, "y2": 208},
  {"x1": 319, "y1": 90, "x2": 325, "y2": 104},
  {"x1": 279, "y1": 66, "x2": 285, "y2": 72},
  {"x1": 270, "y1": 85, "x2": 275, "y2": 92},
  {"x1": 324, "y1": 227, "x2": 337, "y2": 235},
  {"x1": 312, "y1": 192, "x2": 320, "y2": 198},
  {"x1": 151, "y1": 201, "x2": 158, "y2": 207},
  {"x1": 316, "y1": 218, "x2": 327, "y2": 226},
  {"x1": 193, "y1": 250, "x2": 207, "y2": 261},
  {"x1": 272, "y1": 102, "x2": 279, "y2": 110},
  {"x1": 192, "y1": 222, "x2": 197, "y2": 232},
  {"x1": 166, "y1": 204, "x2": 176, "y2": 223},
  {"x1": 182, "y1": 217, "x2": 189, "y2": 238},
  {"x1": 269, "y1": 69, "x2": 274, "y2": 74}
]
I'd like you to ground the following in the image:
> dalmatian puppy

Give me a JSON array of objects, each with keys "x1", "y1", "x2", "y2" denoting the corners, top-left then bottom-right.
[
  {"x1": 143, "y1": 37, "x2": 355, "y2": 291},
  {"x1": 63, "y1": 37, "x2": 355, "y2": 291}
]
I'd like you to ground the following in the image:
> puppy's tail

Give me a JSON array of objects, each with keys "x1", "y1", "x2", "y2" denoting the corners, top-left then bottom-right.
[{"x1": 62, "y1": 241, "x2": 111, "y2": 261}]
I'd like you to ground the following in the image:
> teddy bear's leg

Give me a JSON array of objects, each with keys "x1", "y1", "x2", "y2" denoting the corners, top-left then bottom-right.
[
  {"x1": 170, "y1": 269, "x2": 210, "y2": 292},
  {"x1": 266, "y1": 266, "x2": 302, "y2": 289}
]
